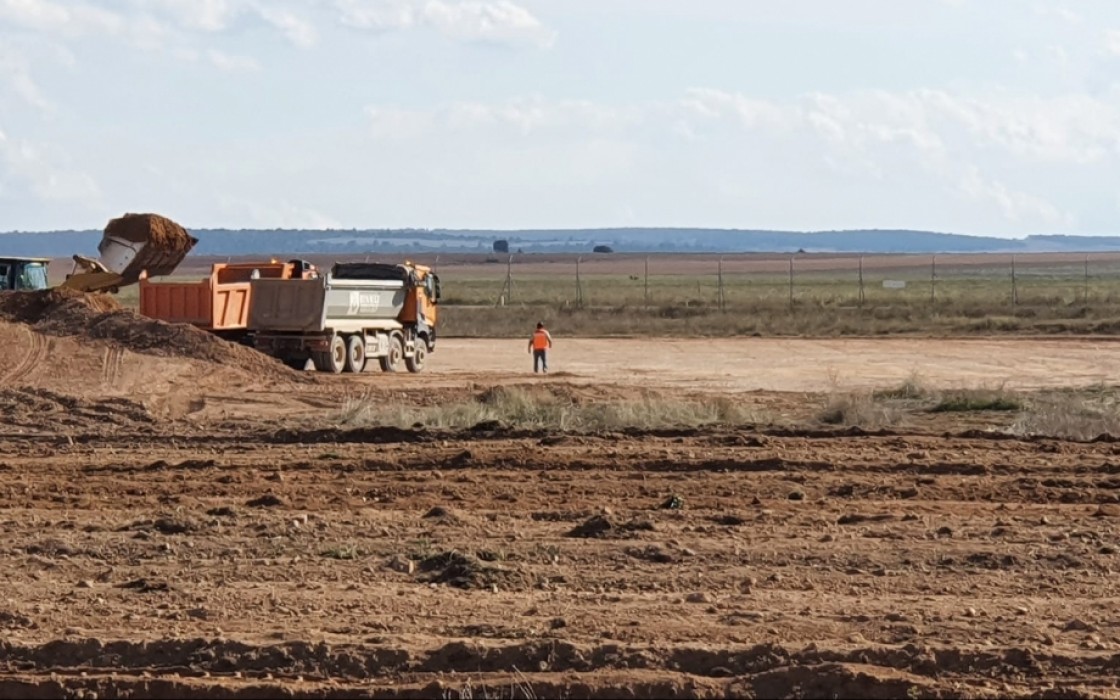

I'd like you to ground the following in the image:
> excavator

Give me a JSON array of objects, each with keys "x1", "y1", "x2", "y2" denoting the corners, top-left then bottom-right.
[{"x1": 0, "y1": 213, "x2": 197, "y2": 294}]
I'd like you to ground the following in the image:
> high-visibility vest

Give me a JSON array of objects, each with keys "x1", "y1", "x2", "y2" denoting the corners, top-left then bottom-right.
[{"x1": 532, "y1": 330, "x2": 550, "y2": 350}]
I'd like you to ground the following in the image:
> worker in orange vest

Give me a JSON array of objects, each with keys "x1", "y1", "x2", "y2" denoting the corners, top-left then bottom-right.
[{"x1": 528, "y1": 321, "x2": 553, "y2": 374}]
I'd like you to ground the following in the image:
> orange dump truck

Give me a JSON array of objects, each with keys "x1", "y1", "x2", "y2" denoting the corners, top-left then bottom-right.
[{"x1": 139, "y1": 259, "x2": 317, "y2": 342}]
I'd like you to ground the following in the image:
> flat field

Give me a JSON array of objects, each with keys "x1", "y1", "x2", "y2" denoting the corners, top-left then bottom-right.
[
  {"x1": 4, "y1": 301, "x2": 1120, "y2": 698},
  {"x1": 93, "y1": 251, "x2": 1120, "y2": 338}
]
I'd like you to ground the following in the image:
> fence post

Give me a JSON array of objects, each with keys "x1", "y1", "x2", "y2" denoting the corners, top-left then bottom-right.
[
  {"x1": 495, "y1": 254, "x2": 514, "y2": 306},
  {"x1": 788, "y1": 257, "x2": 794, "y2": 308},
  {"x1": 930, "y1": 255, "x2": 936, "y2": 305},
  {"x1": 644, "y1": 256, "x2": 650, "y2": 308},
  {"x1": 858, "y1": 256, "x2": 865, "y2": 308},
  {"x1": 718, "y1": 257, "x2": 725, "y2": 311},
  {"x1": 1084, "y1": 256, "x2": 1090, "y2": 306},
  {"x1": 1011, "y1": 255, "x2": 1017, "y2": 306},
  {"x1": 575, "y1": 256, "x2": 583, "y2": 308}
]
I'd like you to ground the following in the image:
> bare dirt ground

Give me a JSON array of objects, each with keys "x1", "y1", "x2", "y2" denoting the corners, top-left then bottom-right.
[{"x1": 3, "y1": 309, "x2": 1120, "y2": 698}]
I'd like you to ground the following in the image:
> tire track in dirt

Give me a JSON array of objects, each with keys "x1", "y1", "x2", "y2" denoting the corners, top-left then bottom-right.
[
  {"x1": 0, "y1": 326, "x2": 47, "y2": 384},
  {"x1": 101, "y1": 346, "x2": 124, "y2": 386}
]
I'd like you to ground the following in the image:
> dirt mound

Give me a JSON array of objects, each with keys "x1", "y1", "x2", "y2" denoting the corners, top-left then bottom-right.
[
  {"x1": 0, "y1": 287, "x2": 119, "y2": 320},
  {"x1": 104, "y1": 213, "x2": 197, "y2": 254},
  {"x1": 0, "y1": 387, "x2": 152, "y2": 434},
  {"x1": 0, "y1": 289, "x2": 303, "y2": 382},
  {"x1": 416, "y1": 550, "x2": 531, "y2": 590},
  {"x1": 567, "y1": 514, "x2": 656, "y2": 539}
]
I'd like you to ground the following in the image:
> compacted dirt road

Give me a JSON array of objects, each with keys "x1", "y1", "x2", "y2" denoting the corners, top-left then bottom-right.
[
  {"x1": 418, "y1": 337, "x2": 1120, "y2": 393},
  {"x1": 2, "y1": 295, "x2": 1120, "y2": 699}
]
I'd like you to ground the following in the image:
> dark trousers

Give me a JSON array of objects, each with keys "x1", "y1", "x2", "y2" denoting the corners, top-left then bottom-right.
[{"x1": 533, "y1": 349, "x2": 548, "y2": 373}]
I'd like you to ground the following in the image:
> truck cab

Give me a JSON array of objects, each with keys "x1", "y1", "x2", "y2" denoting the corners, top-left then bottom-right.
[{"x1": 0, "y1": 257, "x2": 51, "y2": 291}]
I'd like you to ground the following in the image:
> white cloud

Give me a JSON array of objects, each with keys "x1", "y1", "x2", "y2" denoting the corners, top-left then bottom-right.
[
  {"x1": 257, "y1": 6, "x2": 318, "y2": 48},
  {"x1": 1106, "y1": 29, "x2": 1120, "y2": 56},
  {"x1": 1036, "y1": 3, "x2": 1083, "y2": 25},
  {"x1": 205, "y1": 48, "x2": 260, "y2": 72},
  {"x1": 1, "y1": 0, "x2": 317, "y2": 51},
  {"x1": 362, "y1": 85, "x2": 1118, "y2": 229},
  {"x1": 366, "y1": 96, "x2": 642, "y2": 138},
  {"x1": 959, "y1": 166, "x2": 1070, "y2": 225},
  {"x1": 216, "y1": 194, "x2": 342, "y2": 229},
  {"x1": 336, "y1": 0, "x2": 555, "y2": 47},
  {"x1": 0, "y1": 128, "x2": 101, "y2": 205},
  {"x1": 0, "y1": 47, "x2": 50, "y2": 110},
  {"x1": 141, "y1": 0, "x2": 237, "y2": 32},
  {"x1": 0, "y1": 0, "x2": 123, "y2": 36}
]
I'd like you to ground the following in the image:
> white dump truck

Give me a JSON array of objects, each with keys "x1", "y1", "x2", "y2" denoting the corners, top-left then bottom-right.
[{"x1": 248, "y1": 261, "x2": 440, "y2": 374}]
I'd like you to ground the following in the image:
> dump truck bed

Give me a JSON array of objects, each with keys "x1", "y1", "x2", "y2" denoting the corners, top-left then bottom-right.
[
  {"x1": 139, "y1": 262, "x2": 303, "y2": 331},
  {"x1": 250, "y1": 276, "x2": 407, "y2": 333}
]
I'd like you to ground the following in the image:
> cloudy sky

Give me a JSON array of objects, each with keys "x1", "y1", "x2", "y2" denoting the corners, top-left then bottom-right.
[{"x1": 1, "y1": 0, "x2": 1119, "y2": 236}]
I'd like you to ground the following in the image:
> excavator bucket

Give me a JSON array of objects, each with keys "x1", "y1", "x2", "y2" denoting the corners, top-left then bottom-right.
[{"x1": 60, "y1": 213, "x2": 198, "y2": 293}]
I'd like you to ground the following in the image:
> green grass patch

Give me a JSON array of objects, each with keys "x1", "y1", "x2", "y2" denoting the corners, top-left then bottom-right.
[{"x1": 931, "y1": 390, "x2": 1022, "y2": 413}]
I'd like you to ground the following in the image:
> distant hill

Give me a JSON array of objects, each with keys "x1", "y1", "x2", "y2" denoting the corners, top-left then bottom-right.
[{"x1": 1, "y1": 226, "x2": 1118, "y2": 257}]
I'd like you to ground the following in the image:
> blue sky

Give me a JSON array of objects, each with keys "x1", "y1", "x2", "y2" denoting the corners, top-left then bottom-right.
[{"x1": 1, "y1": 0, "x2": 1119, "y2": 236}]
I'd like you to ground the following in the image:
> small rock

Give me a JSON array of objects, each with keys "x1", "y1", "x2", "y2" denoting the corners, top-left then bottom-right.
[
  {"x1": 788, "y1": 490, "x2": 805, "y2": 501},
  {"x1": 76, "y1": 580, "x2": 93, "y2": 589},
  {"x1": 964, "y1": 607, "x2": 978, "y2": 618},
  {"x1": 686, "y1": 592, "x2": 712, "y2": 604},
  {"x1": 246, "y1": 494, "x2": 283, "y2": 508},
  {"x1": 1063, "y1": 619, "x2": 1097, "y2": 633},
  {"x1": 936, "y1": 526, "x2": 954, "y2": 538}
]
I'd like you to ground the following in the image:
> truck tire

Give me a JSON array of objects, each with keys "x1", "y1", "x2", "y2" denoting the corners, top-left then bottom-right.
[
  {"x1": 314, "y1": 335, "x2": 346, "y2": 374},
  {"x1": 405, "y1": 341, "x2": 427, "y2": 373},
  {"x1": 345, "y1": 335, "x2": 366, "y2": 373},
  {"x1": 380, "y1": 335, "x2": 403, "y2": 373}
]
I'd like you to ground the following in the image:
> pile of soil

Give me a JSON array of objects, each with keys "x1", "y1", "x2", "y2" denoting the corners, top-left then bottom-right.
[
  {"x1": 0, "y1": 387, "x2": 152, "y2": 434},
  {"x1": 104, "y1": 213, "x2": 197, "y2": 254},
  {"x1": 0, "y1": 288, "x2": 304, "y2": 383}
]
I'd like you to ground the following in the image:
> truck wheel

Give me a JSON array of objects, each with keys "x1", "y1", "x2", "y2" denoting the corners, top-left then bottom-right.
[
  {"x1": 405, "y1": 341, "x2": 427, "y2": 373},
  {"x1": 345, "y1": 335, "x2": 366, "y2": 373},
  {"x1": 315, "y1": 336, "x2": 346, "y2": 373},
  {"x1": 380, "y1": 335, "x2": 403, "y2": 373}
]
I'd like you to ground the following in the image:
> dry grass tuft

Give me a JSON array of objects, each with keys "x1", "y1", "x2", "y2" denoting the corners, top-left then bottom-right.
[
  {"x1": 932, "y1": 386, "x2": 1022, "y2": 413},
  {"x1": 1013, "y1": 394, "x2": 1120, "y2": 441},
  {"x1": 818, "y1": 392, "x2": 902, "y2": 428},
  {"x1": 336, "y1": 386, "x2": 758, "y2": 432}
]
